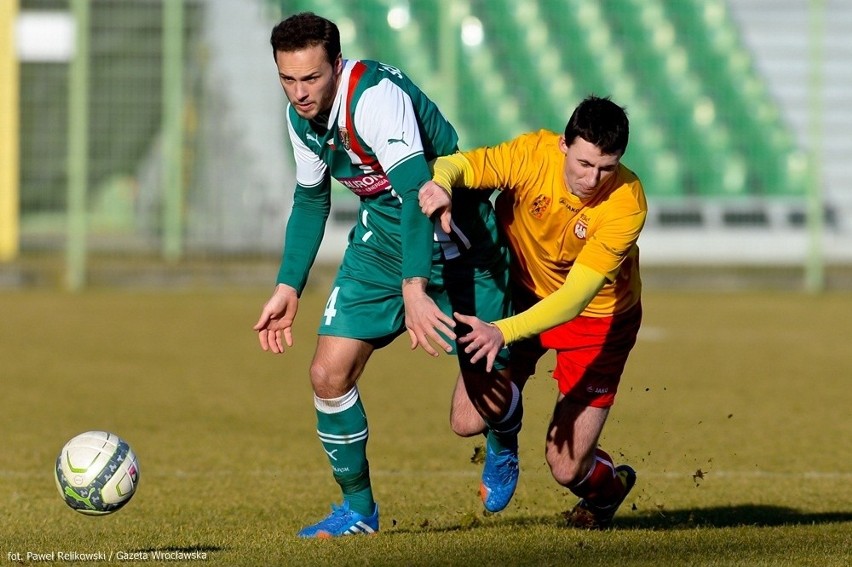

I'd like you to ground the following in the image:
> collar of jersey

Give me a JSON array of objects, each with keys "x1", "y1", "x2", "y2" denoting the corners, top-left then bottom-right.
[{"x1": 327, "y1": 59, "x2": 357, "y2": 132}]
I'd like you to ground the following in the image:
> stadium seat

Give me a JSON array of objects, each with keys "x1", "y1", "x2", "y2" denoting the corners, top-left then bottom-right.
[
  {"x1": 540, "y1": 0, "x2": 685, "y2": 196},
  {"x1": 605, "y1": 0, "x2": 747, "y2": 197},
  {"x1": 662, "y1": 0, "x2": 805, "y2": 196},
  {"x1": 265, "y1": 0, "x2": 809, "y2": 200},
  {"x1": 479, "y1": 0, "x2": 580, "y2": 131},
  {"x1": 456, "y1": 39, "x2": 529, "y2": 147}
]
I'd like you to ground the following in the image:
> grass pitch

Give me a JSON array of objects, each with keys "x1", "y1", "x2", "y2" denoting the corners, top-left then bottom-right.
[{"x1": 1, "y1": 284, "x2": 851, "y2": 566}]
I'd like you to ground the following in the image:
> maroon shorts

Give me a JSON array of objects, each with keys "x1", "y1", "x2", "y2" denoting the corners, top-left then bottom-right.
[{"x1": 512, "y1": 301, "x2": 642, "y2": 408}]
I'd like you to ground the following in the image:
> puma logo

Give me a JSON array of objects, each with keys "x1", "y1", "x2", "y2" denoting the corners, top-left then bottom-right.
[
  {"x1": 306, "y1": 131, "x2": 321, "y2": 147},
  {"x1": 387, "y1": 133, "x2": 408, "y2": 146}
]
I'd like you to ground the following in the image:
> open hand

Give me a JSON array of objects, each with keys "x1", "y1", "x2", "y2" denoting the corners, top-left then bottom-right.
[
  {"x1": 403, "y1": 277, "x2": 456, "y2": 356},
  {"x1": 253, "y1": 284, "x2": 299, "y2": 354},
  {"x1": 455, "y1": 312, "x2": 506, "y2": 372}
]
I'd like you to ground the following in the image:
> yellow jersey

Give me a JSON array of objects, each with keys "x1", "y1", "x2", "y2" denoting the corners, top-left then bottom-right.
[{"x1": 459, "y1": 129, "x2": 647, "y2": 317}]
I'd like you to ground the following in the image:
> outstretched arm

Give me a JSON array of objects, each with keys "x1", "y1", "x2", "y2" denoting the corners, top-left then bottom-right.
[{"x1": 457, "y1": 264, "x2": 607, "y2": 371}]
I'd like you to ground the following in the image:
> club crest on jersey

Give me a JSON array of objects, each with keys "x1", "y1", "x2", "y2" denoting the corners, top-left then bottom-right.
[
  {"x1": 574, "y1": 219, "x2": 588, "y2": 240},
  {"x1": 529, "y1": 195, "x2": 551, "y2": 219},
  {"x1": 339, "y1": 127, "x2": 351, "y2": 151}
]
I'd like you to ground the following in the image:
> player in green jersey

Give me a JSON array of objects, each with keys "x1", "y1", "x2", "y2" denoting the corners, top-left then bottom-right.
[{"x1": 253, "y1": 12, "x2": 522, "y2": 537}]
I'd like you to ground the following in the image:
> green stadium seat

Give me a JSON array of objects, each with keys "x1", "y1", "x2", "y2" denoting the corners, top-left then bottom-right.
[
  {"x1": 269, "y1": 0, "x2": 814, "y2": 200},
  {"x1": 459, "y1": 0, "x2": 680, "y2": 196},
  {"x1": 455, "y1": 40, "x2": 529, "y2": 147},
  {"x1": 606, "y1": 0, "x2": 747, "y2": 197},
  {"x1": 478, "y1": 0, "x2": 579, "y2": 131},
  {"x1": 540, "y1": 0, "x2": 686, "y2": 196},
  {"x1": 351, "y1": 0, "x2": 447, "y2": 105},
  {"x1": 662, "y1": 0, "x2": 805, "y2": 197}
]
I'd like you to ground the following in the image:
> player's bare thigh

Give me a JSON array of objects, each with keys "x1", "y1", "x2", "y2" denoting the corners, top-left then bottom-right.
[
  {"x1": 545, "y1": 395, "x2": 610, "y2": 486},
  {"x1": 309, "y1": 335, "x2": 375, "y2": 398}
]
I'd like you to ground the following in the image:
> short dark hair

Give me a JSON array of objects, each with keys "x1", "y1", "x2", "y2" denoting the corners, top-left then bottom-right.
[
  {"x1": 270, "y1": 12, "x2": 341, "y2": 65},
  {"x1": 564, "y1": 95, "x2": 629, "y2": 156}
]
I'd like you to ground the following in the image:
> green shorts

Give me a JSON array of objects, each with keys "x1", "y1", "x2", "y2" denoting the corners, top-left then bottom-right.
[{"x1": 317, "y1": 241, "x2": 511, "y2": 371}]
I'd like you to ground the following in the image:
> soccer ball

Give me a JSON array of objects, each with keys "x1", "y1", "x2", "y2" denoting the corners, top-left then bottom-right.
[{"x1": 54, "y1": 431, "x2": 140, "y2": 515}]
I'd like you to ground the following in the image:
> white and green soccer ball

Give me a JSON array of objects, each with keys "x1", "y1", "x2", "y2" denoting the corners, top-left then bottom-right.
[{"x1": 55, "y1": 431, "x2": 140, "y2": 515}]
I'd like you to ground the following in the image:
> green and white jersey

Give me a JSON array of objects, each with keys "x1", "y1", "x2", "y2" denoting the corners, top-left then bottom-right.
[{"x1": 276, "y1": 59, "x2": 499, "y2": 294}]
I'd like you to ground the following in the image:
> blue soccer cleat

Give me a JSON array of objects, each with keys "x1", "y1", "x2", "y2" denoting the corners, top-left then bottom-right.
[
  {"x1": 297, "y1": 501, "x2": 379, "y2": 538},
  {"x1": 479, "y1": 443, "x2": 519, "y2": 513}
]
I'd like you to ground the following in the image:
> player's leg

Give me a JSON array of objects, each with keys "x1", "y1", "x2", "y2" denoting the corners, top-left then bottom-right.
[
  {"x1": 453, "y1": 284, "x2": 543, "y2": 450},
  {"x1": 465, "y1": 334, "x2": 540, "y2": 437},
  {"x1": 298, "y1": 335, "x2": 380, "y2": 538},
  {"x1": 449, "y1": 372, "x2": 486, "y2": 437},
  {"x1": 542, "y1": 303, "x2": 642, "y2": 529},
  {"x1": 545, "y1": 398, "x2": 628, "y2": 496},
  {"x1": 448, "y1": 339, "x2": 537, "y2": 437},
  {"x1": 468, "y1": 332, "x2": 546, "y2": 511},
  {"x1": 439, "y1": 250, "x2": 515, "y2": 440},
  {"x1": 457, "y1": 366, "x2": 519, "y2": 438},
  {"x1": 297, "y1": 250, "x2": 406, "y2": 538},
  {"x1": 460, "y1": 365, "x2": 523, "y2": 513},
  {"x1": 309, "y1": 335, "x2": 375, "y2": 513},
  {"x1": 546, "y1": 398, "x2": 635, "y2": 529},
  {"x1": 440, "y1": 246, "x2": 529, "y2": 512}
]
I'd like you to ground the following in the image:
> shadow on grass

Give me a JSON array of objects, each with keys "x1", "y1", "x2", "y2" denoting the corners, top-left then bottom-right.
[
  {"x1": 385, "y1": 505, "x2": 852, "y2": 535},
  {"x1": 619, "y1": 505, "x2": 852, "y2": 530}
]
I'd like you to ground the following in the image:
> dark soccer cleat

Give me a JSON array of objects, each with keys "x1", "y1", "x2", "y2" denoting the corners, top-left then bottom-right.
[
  {"x1": 564, "y1": 464, "x2": 636, "y2": 530},
  {"x1": 297, "y1": 501, "x2": 379, "y2": 538},
  {"x1": 479, "y1": 444, "x2": 520, "y2": 513}
]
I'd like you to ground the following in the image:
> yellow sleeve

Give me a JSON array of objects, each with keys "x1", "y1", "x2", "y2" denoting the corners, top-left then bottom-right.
[
  {"x1": 493, "y1": 263, "x2": 606, "y2": 344},
  {"x1": 431, "y1": 153, "x2": 475, "y2": 192}
]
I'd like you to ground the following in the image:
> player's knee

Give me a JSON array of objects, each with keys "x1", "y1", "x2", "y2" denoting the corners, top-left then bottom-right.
[{"x1": 308, "y1": 361, "x2": 350, "y2": 398}]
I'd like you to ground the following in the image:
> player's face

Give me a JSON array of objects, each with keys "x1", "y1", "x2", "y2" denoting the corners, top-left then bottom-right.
[
  {"x1": 275, "y1": 45, "x2": 342, "y2": 120},
  {"x1": 559, "y1": 135, "x2": 621, "y2": 201}
]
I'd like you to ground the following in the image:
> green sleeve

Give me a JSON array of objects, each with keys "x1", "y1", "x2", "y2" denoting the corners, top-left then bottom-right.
[
  {"x1": 388, "y1": 156, "x2": 434, "y2": 280},
  {"x1": 275, "y1": 179, "x2": 331, "y2": 294}
]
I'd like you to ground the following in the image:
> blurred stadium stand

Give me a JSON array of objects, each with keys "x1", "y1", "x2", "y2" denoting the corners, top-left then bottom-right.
[{"x1": 5, "y1": 0, "x2": 852, "y2": 288}]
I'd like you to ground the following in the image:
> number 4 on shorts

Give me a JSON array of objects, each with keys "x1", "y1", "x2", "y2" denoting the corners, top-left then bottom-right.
[{"x1": 324, "y1": 286, "x2": 340, "y2": 325}]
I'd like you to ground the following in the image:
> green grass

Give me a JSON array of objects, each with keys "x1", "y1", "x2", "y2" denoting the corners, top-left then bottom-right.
[{"x1": 1, "y1": 286, "x2": 851, "y2": 566}]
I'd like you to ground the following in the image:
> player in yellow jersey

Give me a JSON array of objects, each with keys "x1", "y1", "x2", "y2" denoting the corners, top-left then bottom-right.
[{"x1": 420, "y1": 95, "x2": 647, "y2": 528}]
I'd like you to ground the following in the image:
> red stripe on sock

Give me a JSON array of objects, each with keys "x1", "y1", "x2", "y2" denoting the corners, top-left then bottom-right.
[{"x1": 571, "y1": 448, "x2": 624, "y2": 507}]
